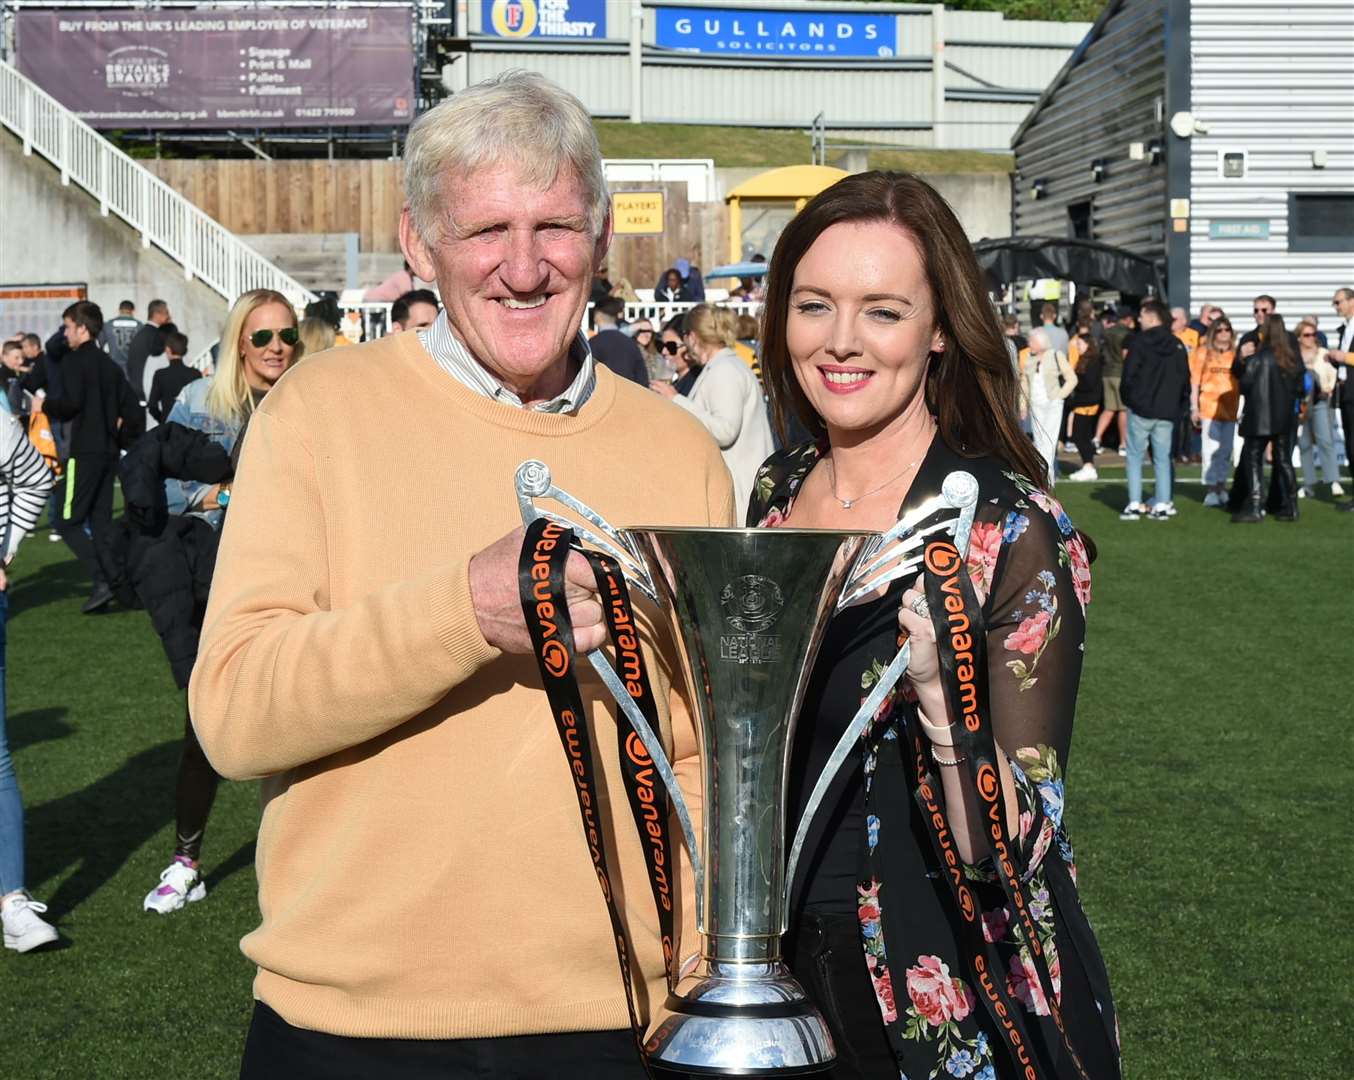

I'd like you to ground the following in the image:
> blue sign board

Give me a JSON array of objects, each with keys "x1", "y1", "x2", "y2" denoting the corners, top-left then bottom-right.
[
  {"x1": 1208, "y1": 219, "x2": 1270, "y2": 241},
  {"x1": 482, "y1": 0, "x2": 606, "y2": 40},
  {"x1": 655, "y1": 6, "x2": 897, "y2": 58}
]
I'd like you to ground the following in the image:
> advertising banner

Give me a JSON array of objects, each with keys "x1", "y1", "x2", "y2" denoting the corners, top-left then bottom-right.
[
  {"x1": 481, "y1": 0, "x2": 607, "y2": 40},
  {"x1": 15, "y1": 7, "x2": 415, "y2": 129},
  {"x1": 654, "y1": 7, "x2": 897, "y2": 58}
]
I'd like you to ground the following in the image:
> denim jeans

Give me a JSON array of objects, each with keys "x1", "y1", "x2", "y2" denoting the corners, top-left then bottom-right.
[
  {"x1": 1298, "y1": 399, "x2": 1338, "y2": 486},
  {"x1": 1127, "y1": 413, "x2": 1174, "y2": 506},
  {"x1": 0, "y1": 591, "x2": 23, "y2": 894}
]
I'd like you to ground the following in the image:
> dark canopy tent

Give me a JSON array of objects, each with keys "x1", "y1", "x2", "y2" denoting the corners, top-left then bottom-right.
[{"x1": 972, "y1": 236, "x2": 1165, "y2": 298}]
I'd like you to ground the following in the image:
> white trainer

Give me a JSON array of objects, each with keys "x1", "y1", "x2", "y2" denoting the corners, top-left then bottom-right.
[
  {"x1": 1067, "y1": 464, "x2": 1098, "y2": 481},
  {"x1": 1298, "y1": 487, "x2": 1310, "y2": 499},
  {"x1": 1203, "y1": 491, "x2": 1223, "y2": 508},
  {"x1": 2, "y1": 893, "x2": 59, "y2": 952},
  {"x1": 1333, "y1": 482, "x2": 1346, "y2": 497},
  {"x1": 143, "y1": 859, "x2": 206, "y2": 915}
]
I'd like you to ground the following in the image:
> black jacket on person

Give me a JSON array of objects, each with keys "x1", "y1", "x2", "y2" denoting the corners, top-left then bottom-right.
[
  {"x1": 1120, "y1": 325, "x2": 1189, "y2": 421},
  {"x1": 125, "y1": 322, "x2": 166, "y2": 400},
  {"x1": 588, "y1": 328, "x2": 650, "y2": 387},
  {"x1": 1234, "y1": 348, "x2": 1304, "y2": 438},
  {"x1": 43, "y1": 340, "x2": 144, "y2": 456},
  {"x1": 148, "y1": 361, "x2": 202, "y2": 424},
  {"x1": 112, "y1": 422, "x2": 233, "y2": 687}
]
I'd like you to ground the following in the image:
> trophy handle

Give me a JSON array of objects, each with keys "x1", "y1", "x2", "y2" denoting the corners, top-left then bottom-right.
[
  {"x1": 514, "y1": 459, "x2": 703, "y2": 913},
  {"x1": 785, "y1": 471, "x2": 980, "y2": 906},
  {"x1": 515, "y1": 460, "x2": 658, "y2": 603},
  {"x1": 588, "y1": 649, "x2": 705, "y2": 922},
  {"x1": 836, "y1": 470, "x2": 981, "y2": 610}
]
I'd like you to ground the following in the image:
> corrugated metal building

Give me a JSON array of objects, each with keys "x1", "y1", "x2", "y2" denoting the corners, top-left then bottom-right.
[
  {"x1": 1012, "y1": 0, "x2": 1354, "y2": 320},
  {"x1": 450, "y1": 1, "x2": 1090, "y2": 153}
]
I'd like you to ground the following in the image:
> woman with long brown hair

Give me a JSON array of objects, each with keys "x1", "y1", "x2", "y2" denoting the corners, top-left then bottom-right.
[
  {"x1": 749, "y1": 172, "x2": 1119, "y2": 1079},
  {"x1": 1230, "y1": 314, "x2": 1304, "y2": 522}
]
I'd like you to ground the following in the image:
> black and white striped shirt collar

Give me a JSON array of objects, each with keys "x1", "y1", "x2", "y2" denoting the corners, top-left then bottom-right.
[{"x1": 418, "y1": 310, "x2": 596, "y2": 414}]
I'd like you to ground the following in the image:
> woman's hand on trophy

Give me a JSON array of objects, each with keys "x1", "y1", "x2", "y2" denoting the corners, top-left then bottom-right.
[
  {"x1": 898, "y1": 572, "x2": 987, "y2": 706},
  {"x1": 469, "y1": 526, "x2": 606, "y2": 655}
]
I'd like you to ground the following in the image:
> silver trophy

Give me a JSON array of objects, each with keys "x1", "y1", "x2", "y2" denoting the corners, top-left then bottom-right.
[{"x1": 515, "y1": 460, "x2": 979, "y2": 1076}]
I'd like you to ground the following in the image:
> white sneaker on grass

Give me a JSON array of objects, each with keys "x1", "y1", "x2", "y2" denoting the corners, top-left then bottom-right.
[
  {"x1": 1298, "y1": 487, "x2": 1310, "y2": 499},
  {"x1": 1148, "y1": 503, "x2": 1172, "y2": 521},
  {"x1": 1333, "y1": 481, "x2": 1346, "y2": 497},
  {"x1": 143, "y1": 858, "x2": 206, "y2": 915},
  {"x1": 1120, "y1": 502, "x2": 1147, "y2": 521},
  {"x1": 1067, "y1": 464, "x2": 1098, "y2": 481},
  {"x1": 2, "y1": 893, "x2": 59, "y2": 952},
  {"x1": 1203, "y1": 491, "x2": 1223, "y2": 507}
]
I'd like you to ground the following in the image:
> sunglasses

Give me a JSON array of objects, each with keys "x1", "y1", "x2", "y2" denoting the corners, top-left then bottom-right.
[
  {"x1": 635, "y1": 328, "x2": 654, "y2": 336},
  {"x1": 661, "y1": 341, "x2": 681, "y2": 355},
  {"x1": 1253, "y1": 308, "x2": 1271, "y2": 315},
  {"x1": 249, "y1": 327, "x2": 299, "y2": 348},
  {"x1": 1299, "y1": 332, "x2": 1316, "y2": 338}
]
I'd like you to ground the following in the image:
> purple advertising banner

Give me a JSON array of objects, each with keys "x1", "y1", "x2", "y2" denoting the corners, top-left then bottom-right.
[{"x1": 15, "y1": 7, "x2": 415, "y2": 129}]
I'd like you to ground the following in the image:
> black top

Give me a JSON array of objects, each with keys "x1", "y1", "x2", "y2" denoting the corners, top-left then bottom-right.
[
  {"x1": 148, "y1": 362, "x2": 202, "y2": 424},
  {"x1": 43, "y1": 341, "x2": 142, "y2": 457},
  {"x1": 125, "y1": 322, "x2": 165, "y2": 400},
  {"x1": 750, "y1": 436, "x2": 1121, "y2": 1080},
  {"x1": 1070, "y1": 351, "x2": 1104, "y2": 409},
  {"x1": 1234, "y1": 349, "x2": 1304, "y2": 438},
  {"x1": 588, "y1": 329, "x2": 650, "y2": 387},
  {"x1": 1121, "y1": 325, "x2": 1188, "y2": 420}
]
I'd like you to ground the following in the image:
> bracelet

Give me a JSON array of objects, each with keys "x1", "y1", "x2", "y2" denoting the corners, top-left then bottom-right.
[{"x1": 931, "y1": 746, "x2": 967, "y2": 768}]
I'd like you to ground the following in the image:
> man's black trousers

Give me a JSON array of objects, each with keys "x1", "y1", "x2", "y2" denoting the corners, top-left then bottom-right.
[
  {"x1": 54, "y1": 453, "x2": 118, "y2": 589},
  {"x1": 240, "y1": 1002, "x2": 647, "y2": 1080}
]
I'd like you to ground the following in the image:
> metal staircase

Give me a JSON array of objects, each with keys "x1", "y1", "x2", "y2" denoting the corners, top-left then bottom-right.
[{"x1": 0, "y1": 60, "x2": 314, "y2": 306}]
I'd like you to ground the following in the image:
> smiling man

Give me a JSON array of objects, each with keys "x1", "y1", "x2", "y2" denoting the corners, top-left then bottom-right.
[{"x1": 189, "y1": 72, "x2": 732, "y2": 1078}]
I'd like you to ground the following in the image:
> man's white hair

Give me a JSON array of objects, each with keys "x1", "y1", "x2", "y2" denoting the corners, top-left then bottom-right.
[
  {"x1": 1028, "y1": 327, "x2": 1050, "y2": 352},
  {"x1": 404, "y1": 70, "x2": 608, "y2": 243}
]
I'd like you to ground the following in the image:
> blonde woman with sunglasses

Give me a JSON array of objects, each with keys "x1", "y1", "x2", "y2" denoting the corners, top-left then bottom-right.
[{"x1": 143, "y1": 289, "x2": 302, "y2": 916}]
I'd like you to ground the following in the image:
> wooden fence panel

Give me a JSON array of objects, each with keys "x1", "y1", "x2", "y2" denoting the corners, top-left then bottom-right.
[{"x1": 144, "y1": 161, "x2": 728, "y2": 274}]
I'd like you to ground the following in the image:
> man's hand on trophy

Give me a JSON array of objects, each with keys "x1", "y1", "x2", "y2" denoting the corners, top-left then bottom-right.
[{"x1": 469, "y1": 526, "x2": 606, "y2": 654}]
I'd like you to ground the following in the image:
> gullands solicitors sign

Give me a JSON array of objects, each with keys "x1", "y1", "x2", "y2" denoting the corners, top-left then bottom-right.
[{"x1": 655, "y1": 6, "x2": 897, "y2": 58}]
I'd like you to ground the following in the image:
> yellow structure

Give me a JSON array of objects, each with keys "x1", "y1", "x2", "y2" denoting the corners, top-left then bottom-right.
[{"x1": 724, "y1": 165, "x2": 849, "y2": 263}]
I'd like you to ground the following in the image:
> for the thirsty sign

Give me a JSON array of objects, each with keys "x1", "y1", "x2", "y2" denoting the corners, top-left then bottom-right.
[
  {"x1": 655, "y1": 6, "x2": 897, "y2": 58},
  {"x1": 15, "y1": 7, "x2": 415, "y2": 129},
  {"x1": 481, "y1": 0, "x2": 607, "y2": 39}
]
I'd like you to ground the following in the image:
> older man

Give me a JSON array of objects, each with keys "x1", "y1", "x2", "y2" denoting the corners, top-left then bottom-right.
[{"x1": 190, "y1": 72, "x2": 733, "y2": 1077}]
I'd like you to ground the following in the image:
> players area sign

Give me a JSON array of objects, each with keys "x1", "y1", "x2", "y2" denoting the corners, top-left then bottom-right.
[{"x1": 15, "y1": 7, "x2": 415, "y2": 129}]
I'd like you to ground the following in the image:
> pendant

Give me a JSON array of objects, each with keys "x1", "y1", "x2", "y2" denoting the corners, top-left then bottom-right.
[{"x1": 841, "y1": 499, "x2": 853, "y2": 509}]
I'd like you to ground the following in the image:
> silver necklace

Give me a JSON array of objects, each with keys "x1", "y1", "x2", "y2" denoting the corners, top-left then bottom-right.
[{"x1": 826, "y1": 454, "x2": 923, "y2": 510}]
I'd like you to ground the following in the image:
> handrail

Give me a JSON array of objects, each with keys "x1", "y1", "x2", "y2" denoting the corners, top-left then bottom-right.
[{"x1": 0, "y1": 60, "x2": 315, "y2": 307}]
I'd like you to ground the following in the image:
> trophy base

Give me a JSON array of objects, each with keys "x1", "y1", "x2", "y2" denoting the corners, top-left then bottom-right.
[{"x1": 644, "y1": 960, "x2": 835, "y2": 1076}]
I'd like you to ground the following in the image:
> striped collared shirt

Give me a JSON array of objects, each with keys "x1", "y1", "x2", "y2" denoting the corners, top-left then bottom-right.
[{"x1": 418, "y1": 310, "x2": 596, "y2": 414}]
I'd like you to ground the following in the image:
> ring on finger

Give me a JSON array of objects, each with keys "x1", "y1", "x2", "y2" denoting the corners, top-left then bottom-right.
[{"x1": 909, "y1": 595, "x2": 930, "y2": 619}]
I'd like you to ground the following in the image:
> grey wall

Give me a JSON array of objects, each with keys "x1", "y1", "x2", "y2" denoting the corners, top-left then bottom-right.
[
  {"x1": 929, "y1": 173, "x2": 1012, "y2": 241},
  {"x1": 1, "y1": 132, "x2": 228, "y2": 353}
]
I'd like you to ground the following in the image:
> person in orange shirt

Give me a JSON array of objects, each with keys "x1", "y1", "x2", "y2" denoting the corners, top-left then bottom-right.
[
  {"x1": 1189, "y1": 318, "x2": 1240, "y2": 506},
  {"x1": 1172, "y1": 307, "x2": 1200, "y2": 352}
]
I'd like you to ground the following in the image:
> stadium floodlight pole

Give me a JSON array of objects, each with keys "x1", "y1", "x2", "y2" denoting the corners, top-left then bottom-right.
[{"x1": 629, "y1": 1, "x2": 643, "y2": 123}]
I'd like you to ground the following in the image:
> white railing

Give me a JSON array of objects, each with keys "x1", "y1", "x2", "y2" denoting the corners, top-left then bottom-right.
[{"x1": 0, "y1": 60, "x2": 314, "y2": 307}]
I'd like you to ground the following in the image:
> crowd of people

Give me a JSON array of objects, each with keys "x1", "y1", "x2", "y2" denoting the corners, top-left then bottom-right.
[
  {"x1": 1004, "y1": 290, "x2": 1354, "y2": 523},
  {"x1": 0, "y1": 65, "x2": 1346, "y2": 1080}
]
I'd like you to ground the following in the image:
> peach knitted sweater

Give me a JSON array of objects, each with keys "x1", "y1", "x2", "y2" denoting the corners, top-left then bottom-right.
[{"x1": 190, "y1": 331, "x2": 734, "y2": 1039}]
